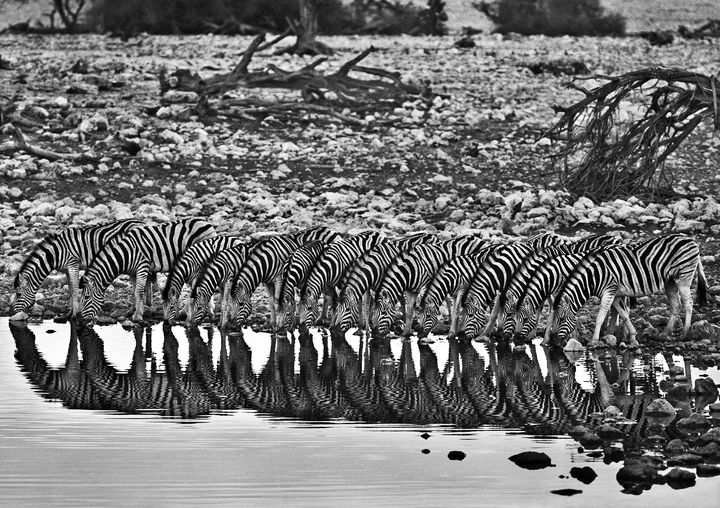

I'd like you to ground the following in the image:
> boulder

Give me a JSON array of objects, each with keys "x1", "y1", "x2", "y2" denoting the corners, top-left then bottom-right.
[
  {"x1": 645, "y1": 398, "x2": 676, "y2": 417},
  {"x1": 696, "y1": 464, "x2": 720, "y2": 477},
  {"x1": 508, "y1": 451, "x2": 553, "y2": 470},
  {"x1": 664, "y1": 468, "x2": 696, "y2": 489},
  {"x1": 676, "y1": 413, "x2": 711, "y2": 429},
  {"x1": 694, "y1": 377, "x2": 719, "y2": 397},
  {"x1": 665, "y1": 439, "x2": 687, "y2": 456},
  {"x1": 570, "y1": 466, "x2": 597, "y2": 485},
  {"x1": 616, "y1": 463, "x2": 661, "y2": 487}
]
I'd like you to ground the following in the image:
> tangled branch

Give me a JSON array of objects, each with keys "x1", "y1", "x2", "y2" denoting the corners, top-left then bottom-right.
[
  {"x1": 546, "y1": 67, "x2": 720, "y2": 200},
  {"x1": 159, "y1": 32, "x2": 432, "y2": 119}
]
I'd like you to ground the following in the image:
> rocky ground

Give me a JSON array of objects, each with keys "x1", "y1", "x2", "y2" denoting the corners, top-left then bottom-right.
[{"x1": 1, "y1": 33, "x2": 720, "y2": 360}]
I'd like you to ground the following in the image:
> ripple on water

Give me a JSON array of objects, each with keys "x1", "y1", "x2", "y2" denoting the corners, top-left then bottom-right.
[{"x1": 1, "y1": 319, "x2": 719, "y2": 507}]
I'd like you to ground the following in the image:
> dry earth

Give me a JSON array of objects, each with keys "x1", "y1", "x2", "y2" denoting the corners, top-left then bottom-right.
[{"x1": 0, "y1": 32, "x2": 719, "y2": 363}]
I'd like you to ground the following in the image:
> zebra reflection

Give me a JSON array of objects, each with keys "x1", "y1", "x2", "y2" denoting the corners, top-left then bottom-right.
[{"x1": 10, "y1": 323, "x2": 678, "y2": 436}]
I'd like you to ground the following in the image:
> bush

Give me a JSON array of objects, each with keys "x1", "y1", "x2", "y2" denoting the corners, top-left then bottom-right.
[
  {"x1": 88, "y1": 0, "x2": 354, "y2": 35},
  {"x1": 478, "y1": 0, "x2": 625, "y2": 37}
]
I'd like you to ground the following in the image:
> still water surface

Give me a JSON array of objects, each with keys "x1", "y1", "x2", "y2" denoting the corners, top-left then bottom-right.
[{"x1": 1, "y1": 318, "x2": 718, "y2": 507}]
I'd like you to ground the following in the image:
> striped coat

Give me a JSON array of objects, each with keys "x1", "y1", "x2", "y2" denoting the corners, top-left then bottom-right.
[
  {"x1": 552, "y1": 234, "x2": 707, "y2": 345},
  {"x1": 12, "y1": 219, "x2": 141, "y2": 316},
  {"x1": 373, "y1": 236, "x2": 489, "y2": 336},
  {"x1": 162, "y1": 235, "x2": 245, "y2": 321},
  {"x1": 79, "y1": 218, "x2": 216, "y2": 323}
]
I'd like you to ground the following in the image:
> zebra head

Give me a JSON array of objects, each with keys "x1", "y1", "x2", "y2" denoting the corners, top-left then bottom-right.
[
  {"x1": 552, "y1": 298, "x2": 577, "y2": 344},
  {"x1": 186, "y1": 295, "x2": 207, "y2": 325},
  {"x1": 501, "y1": 305, "x2": 519, "y2": 340},
  {"x1": 230, "y1": 287, "x2": 252, "y2": 326},
  {"x1": 78, "y1": 276, "x2": 103, "y2": 325},
  {"x1": 415, "y1": 304, "x2": 438, "y2": 338},
  {"x1": 332, "y1": 300, "x2": 355, "y2": 333},
  {"x1": 11, "y1": 274, "x2": 35, "y2": 314},
  {"x1": 463, "y1": 301, "x2": 487, "y2": 339},
  {"x1": 515, "y1": 301, "x2": 538, "y2": 342},
  {"x1": 372, "y1": 294, "x2": 394, "y2": 336},
  {"x1": 275, "y1": 297, "x2": 296, "y2": 331},
  {"x1": 163, "y1": 289, "x2": 180, "y2": 322},
  {"x1": 297, "y1": 297, "x2": 317, "y2": 328}
]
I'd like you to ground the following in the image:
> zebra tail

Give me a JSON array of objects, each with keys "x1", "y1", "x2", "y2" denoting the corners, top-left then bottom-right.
[{"x1": 697, "y1": 259, "x2": 708, "y2": 307}]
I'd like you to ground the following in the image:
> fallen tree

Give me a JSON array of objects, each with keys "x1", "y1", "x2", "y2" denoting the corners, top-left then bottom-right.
[
  {"x1": 159, "y1": 32, "x2": 433, "y2": 123},
  {"x1": 546, "y1": 67, "x2": 720, "y2": 200}
]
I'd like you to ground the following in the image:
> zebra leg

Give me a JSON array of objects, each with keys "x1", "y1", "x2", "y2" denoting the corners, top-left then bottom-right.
[
  {"x1": 590, "y1": 290, "x2": 616, "y2": 345},
  {"x1": 611, "y1": 300, "x2": 638, "y2": 347},
  {"x1": 662, "y1": 281, "x2": 681, "y2": 338},
  {"x1": 144, "y1": 276, "x2": 153, "y2": 309},
  {"x1": 482, "y1": 295, "x2": 502, "y2": 337},
  {"x1": 265, "y1": 282, "x2": 276, "y2": 328},
  {"x1": 66, "y1": 264, "x2": 80, "y2": 317},
  {"x1": 678, "y1": 282, "x2": 694, "y2": 337},
  {"x1": 133, "y1": 269, "x2": 149, "y2": 322},
  {"x1": 449, "y1": 292, "x2": 463, "y2": 337},
  {"x1": 403, "y1": 292, "x2": 418, "y2": 336}
]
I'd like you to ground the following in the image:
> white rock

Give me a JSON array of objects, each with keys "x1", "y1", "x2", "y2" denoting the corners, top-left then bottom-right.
[
  {"x1": 29, "y1": 203, "x2": 56, "y2": 216},
  {"x1": 159, "y1": 129, "x2": 184, "y2": 145}
]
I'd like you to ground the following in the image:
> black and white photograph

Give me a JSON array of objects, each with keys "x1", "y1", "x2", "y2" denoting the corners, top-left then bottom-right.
[{"x1": 1, "y1": 0, "x2": 720, "y2": 506}]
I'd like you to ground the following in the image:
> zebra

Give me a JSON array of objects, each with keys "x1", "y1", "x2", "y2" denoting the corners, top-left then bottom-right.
[
  {"x1": 331, "y1": 232, "x2": 437, "y2": 333},
  {"x1": 227, "y1": 228, "x2": 341, "y2": 328},
  {"x1": 78, "y1": 218, "x2": 216, "y2": 324},
  {"x1": 161, "y1": 234, "x2": 245, "y2": 322},
  {"x1": 11, "y1": 219, "x2": 141, "y2": 318},
  {"x1": 498, "y1": 234, "x2": 622, "y2": 339},
  {"x1": 512, "y1": 251, "x2": 600, "y2": 344},
  {"x1": 298, "y1": 231, "x2": 386, "y2": 328},
  {"x1": 372, "y1": 236, "x2": 489, "y2": 336},
  {"x1": 275, "y1": 240, "x2": 329, "y2": 331},
  {"x1": 551, "y1": 234, "x2": 708, "y2": 346},
  {"x1": 186, "y1": 244, "x2": 250, "y2": 326},
  {"x1": 415, "y1": 252, "x2": 489, "y2": 338},
  {"x1": 458, "y1": 237, "x2": 552, "y2": 338}
]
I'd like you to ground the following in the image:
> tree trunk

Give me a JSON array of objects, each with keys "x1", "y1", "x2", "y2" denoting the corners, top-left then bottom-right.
[
  {"x1": 53, "y1": 0, "x2": 74, "y2": 31},
  {"x1": 291, "y1": 0, "x2": 333, "y2": 55}
]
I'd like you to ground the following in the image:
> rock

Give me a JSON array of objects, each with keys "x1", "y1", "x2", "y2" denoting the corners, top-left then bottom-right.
[
  {"x1": 603, "y1": 405, "x2": 622, "y2": 417},
  {"x1": 29, "y1": 202, "x2": 56, "y2": 216},
  {"x1": 687, "y1": 319, "x2": 720, "y2": 340},
  {"x1": 676, "y1": 413, "x2": 711, "y2": 429},
  {"x1": 710, "y1": 403, "x2": 720, "y2": 413},
  {"x1": 159, "y1": 129, "x2": 184, "y2": 145},
  {"x1": 694, "y1": 377, "x2": 719, "y2": 397},
  {"x1": 508, "y1": 451, "x2": 554, "y2": 470},
  {"x1": 645, "y1": 398, "x2": 676, "y2": 417},
  {"x1": 603, "y1": 446, "x2": 624, "y2": 464},
  {"x1": 421, "y1": 449, "x2": 430, "y2": 455},
  {"x1": 420, "y1": 432, "x2": 430, "y2": 440},
  {"x1": 570, "y1": 466, "x2": 597, "y2": 485},
  {"x1": 563, "y1": 338, "x2": 584, "y2": 352},
  {"x1": 616, "y1": 463, "x2": 661, "y2": 487},
  {"x1": 698, "y1": 427, "x2": 720, "y2": 445},
  {"x1": 163, "y1": 90, "x2": 199, "y2": 103},
  {"x1": 567, "y1": 425, "x2": 589, "y2": 437},
  {"x1": 600, "y1": 334, "x2": 617, "y2": 347},
  {"x1": 95, "y1": 316, "x2": 117, "y2": 325},
  {"x1": 667, "y1": 453, "x2": 703, "y2": 466},
  {"x1": 596, "y1": 424, "x2": 624, "y2": 440},
  {"x1": 664, "y1": 468, "x2": 696, "y2": 489},
  {"x1": 550, "y1": 489, "x2": 582, "y2": 496},
  {"x1": 692, "y1": 442, "x2": 719, "y2": 457},
  {"x1": 579, "y1": 433, "x2": 603, "y2": 449},
  {"x1": 665, "y1": 439, "x2": 687, "y2": 456},
  {"x1": 9, "y1": 311, "x2": 28, "y2": 321},
  {"x1": 696, "y1": 464, "x2": 720, "y2": 477},
  {"x1": 448, "y1": 450, "x2": 466, "y2": 461}
]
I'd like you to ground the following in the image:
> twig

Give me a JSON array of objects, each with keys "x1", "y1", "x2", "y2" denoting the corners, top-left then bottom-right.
[{"x1": 0, "y1": 124, "x2": 97, "y2": 161}]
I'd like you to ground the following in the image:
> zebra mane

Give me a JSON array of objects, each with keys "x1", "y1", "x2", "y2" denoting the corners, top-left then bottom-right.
[{"x1": 14, "y1": 233, "x2": 62, "y2": 287}]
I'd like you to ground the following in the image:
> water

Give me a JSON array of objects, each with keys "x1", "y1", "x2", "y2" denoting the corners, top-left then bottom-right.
[{"x1": 1, "y1": 318, "x2": 718, "y2": 507}]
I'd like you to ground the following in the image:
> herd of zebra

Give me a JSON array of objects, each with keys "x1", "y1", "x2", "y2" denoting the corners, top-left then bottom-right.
[{"x1": 9, "y1": 217, "x2": 708, "y2": 346}]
